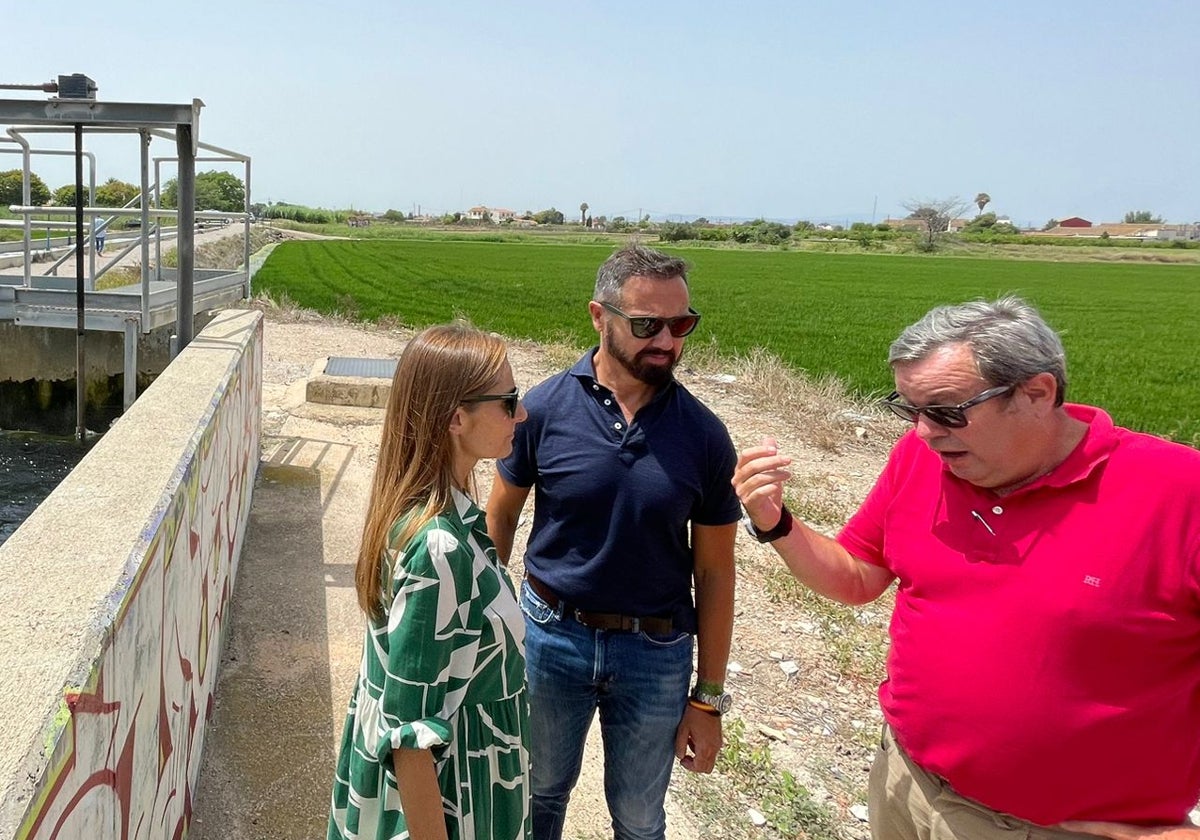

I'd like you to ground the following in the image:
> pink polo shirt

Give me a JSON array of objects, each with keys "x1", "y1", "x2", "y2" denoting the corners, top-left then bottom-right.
[{"x1": 838, "y1": 405, "x2": 1200, "y2": 825}]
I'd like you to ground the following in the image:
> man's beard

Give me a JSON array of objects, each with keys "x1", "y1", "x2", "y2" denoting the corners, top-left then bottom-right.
[{"x1": 605, "y1": 323, "x2": 680, "y2": 388}]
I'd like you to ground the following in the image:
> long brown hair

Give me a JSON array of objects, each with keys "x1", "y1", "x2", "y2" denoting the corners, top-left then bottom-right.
[{"x1": 355, "y1": 322, "x2": 508, "y2": 619}]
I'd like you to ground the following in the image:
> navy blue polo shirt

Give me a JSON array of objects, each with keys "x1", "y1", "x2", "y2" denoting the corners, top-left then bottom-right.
[{"x1": 496, "y1": 348, "x2": 741, "y2": 628}]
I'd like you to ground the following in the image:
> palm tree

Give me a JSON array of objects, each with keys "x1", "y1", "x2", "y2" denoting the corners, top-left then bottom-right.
[
  {"x1": 580, "y1": 202, "x2": 589, "y2": 225},
  {"x1": 975, "y1": 192, "x2": 991, "y2": 216}
]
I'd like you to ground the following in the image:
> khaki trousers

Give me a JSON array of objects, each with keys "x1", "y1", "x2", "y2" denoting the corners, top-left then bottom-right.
[{"x1": 868, "y1": 725, "x2": 1095, "y2": 840}]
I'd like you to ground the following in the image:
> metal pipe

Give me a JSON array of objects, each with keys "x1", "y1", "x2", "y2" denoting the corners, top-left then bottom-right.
[
  {"x1": 175, "y1": 123, "x2": 195, "y2": 353},
  {"x1": 10, "y1": 131, "x2": 32, "y2": 287},
  {"x1": 140, "y1": 129, "x2": 151, "y2": 332},
  {"x1": 87, "y1": 145, "x2": 95, "y2": 291},
  {"x1": 123, "y1": 318, "x2": 137, "y2": 410},
  {"x1": 1, "y1": 139, "x2": 96, "y2": 285},
  {"x1": 154, "y1": 158, "x2": 162, "y2": 280},
  {"x1": 243, "y1": 157, "x2": 252, "y2": 297},
  {"x1": 0, "y1": 219, "x2": 80, "y2": 228},
  {"x1": 74, "y1": 123, "x2": 86, "y2": 442},
  {"x1": 8, "y1": 205, "x2": 247, "y2": 219}
]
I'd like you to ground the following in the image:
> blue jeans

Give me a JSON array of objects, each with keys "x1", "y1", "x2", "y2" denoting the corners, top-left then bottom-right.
[{"x1": 521, "y1": 579, "x2": 694, "y2": 840}]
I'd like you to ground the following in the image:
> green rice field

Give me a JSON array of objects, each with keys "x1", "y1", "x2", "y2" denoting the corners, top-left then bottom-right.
[{"x1": 253, "y1": 239, "x2": 1200, "y2": 445}]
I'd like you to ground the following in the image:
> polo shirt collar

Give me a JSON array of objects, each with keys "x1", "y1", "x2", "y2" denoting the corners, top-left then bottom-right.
[
  {"x1": 989, "y1": 403, "x2": 1119, "y2": 499},
  {"x1": 568, "y1": 347, "x2": 678, "y2": 402}
]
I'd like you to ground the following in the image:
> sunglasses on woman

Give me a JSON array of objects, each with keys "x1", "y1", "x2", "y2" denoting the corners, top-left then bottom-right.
[
  {"x1": 462, "y1": 388, "x2": 521, "y2": 418},
  {"x1": 600, "y1": 302, "x2": 702, "y2": 339},
  {"x1": 881, "y1": 384, "x2": 1016, "y2": 429}
]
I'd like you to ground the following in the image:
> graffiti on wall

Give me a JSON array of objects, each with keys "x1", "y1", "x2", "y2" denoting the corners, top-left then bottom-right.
[{"x1": 17, "y1": 321, "x2": 261, "y2": 840}]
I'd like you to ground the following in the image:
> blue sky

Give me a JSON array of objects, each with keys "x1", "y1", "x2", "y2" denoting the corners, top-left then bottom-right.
[{"x1": 5, "y1": 1, "x2": 1198, "y2": 226}]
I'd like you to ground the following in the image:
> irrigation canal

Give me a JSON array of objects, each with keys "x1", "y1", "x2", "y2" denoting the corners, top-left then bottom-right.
[{"x1": 0, "y1": 431, "x2": 97, "y2": 547}]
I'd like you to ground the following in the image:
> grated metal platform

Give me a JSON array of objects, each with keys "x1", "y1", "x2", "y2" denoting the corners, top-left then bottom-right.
[{"x1": 323, "y1": 357, "x2": 397, "y2": 379}]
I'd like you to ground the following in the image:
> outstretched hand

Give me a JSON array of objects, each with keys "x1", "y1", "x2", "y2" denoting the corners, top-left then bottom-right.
[{"x1": 733, "y1": 435, "x2": 792, "y2": 530}]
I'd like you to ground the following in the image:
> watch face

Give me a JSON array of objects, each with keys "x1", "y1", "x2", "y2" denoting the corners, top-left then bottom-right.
[{"x1": 715, "y1": 693, "x2": 733, "y2": 714}]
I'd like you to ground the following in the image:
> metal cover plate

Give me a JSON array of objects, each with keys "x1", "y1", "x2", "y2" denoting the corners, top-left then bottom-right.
[{"x1": 324, "y1": 357, "x2": 397, "y2": 379}]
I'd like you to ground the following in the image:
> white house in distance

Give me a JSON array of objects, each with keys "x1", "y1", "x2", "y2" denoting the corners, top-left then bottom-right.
[{"x1": 463, "y1": 205, "x2": 517, "y2": 223}]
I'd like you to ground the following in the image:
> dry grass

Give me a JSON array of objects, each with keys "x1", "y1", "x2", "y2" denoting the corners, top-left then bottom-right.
[
  {"x1": 249, "y1": 288, "x2": 350, "y2": 326},
  {"x1": 95, "y1": 227, "x2": 284, "y2": 290},
  {"x1": 711, "y1": 344, "x2": 895, "y2": 453}
]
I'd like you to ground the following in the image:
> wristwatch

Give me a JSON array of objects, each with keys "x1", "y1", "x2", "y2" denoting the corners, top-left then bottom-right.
[
  {"x1": 689, "y1": 684, "x2": 733, "y2": 715},
  {"x1": 743, "y1": 504, "x2": 793, "y2": 544}
]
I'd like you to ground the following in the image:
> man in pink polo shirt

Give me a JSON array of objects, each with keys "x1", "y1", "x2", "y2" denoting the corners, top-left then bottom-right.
[{"x1": 734, "y1": 297, "x2": 1200, "y2": 840}]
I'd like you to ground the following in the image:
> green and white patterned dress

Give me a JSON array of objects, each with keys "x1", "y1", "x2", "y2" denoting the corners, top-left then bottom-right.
[{"x1": 329, "y1": 490, "x2": 530, "y2": 840}]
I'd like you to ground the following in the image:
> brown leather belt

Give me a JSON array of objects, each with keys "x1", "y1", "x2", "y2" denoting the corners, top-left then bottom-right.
[{"x1": 525, "y1": 573, "x2": 675, "y2": 635}]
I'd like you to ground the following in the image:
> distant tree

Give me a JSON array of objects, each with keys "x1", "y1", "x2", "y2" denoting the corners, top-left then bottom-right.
[
  {"x1": 53, "y1": 183, "x2": 82, "y2": 207},
  {"x1": 793, "y1": 220, "x2": 815, "y2": 235},
  {"x1": 974, "y1": 192, "x2": 991, "y2": 216},
  {"x1": 95, "y1": 177, "x2": 139, "y2": 208},
  {"x1": 382, "y1": 209, "x2": 405, "y2": 222},
  {"x1": 533, "y1": 207, "x2": 564, "y2": 225},
  {"x1": 161, "y1": 170, "x2": 246, "y2": 212},
  {"x1": 580, "y1": 201, "x2": 588, "y2": 225},
  {"x1": 731, "y1": 219, "x2": 792, "y2": 245},
  {"x1": 902, "y1": 196, "x2": 971, "y2": 250},
  {"x1": 1123, "y1": 209, "x2": 1163, "y2": 224},
  {"x1": 1042, "y1": 218, "x2": 1060, "y2": 231},
  {"x1": 658, "y1": 222, "x2": 698, "y2": 242},
  {"x1": 962, "y1": 212, "x2": 1019, "y2": 236},
  {"x1": 962, "y1": 212, "x2": 998, "y2": 232},
  {"x1": 261, "y1": 203, "x2": 335, "y2": 224},
  {"x1": 0, "y1": 169, "x2": 51, "y2": 206}
]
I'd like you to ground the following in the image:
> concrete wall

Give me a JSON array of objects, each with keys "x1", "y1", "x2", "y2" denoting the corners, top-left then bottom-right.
[
  {"x1": 0, "y1": 322, "x2": 174, "y2": 383},
  {"x1": 0, "y1": 309, "x2": 262, "y2": 840},
  {"x1": 0, "y1": 314, "x2": 220, "y2": 435}
]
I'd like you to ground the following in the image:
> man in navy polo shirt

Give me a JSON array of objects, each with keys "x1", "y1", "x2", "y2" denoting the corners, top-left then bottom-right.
[{"x1": 487, "y1": 243, "x2": 741, "y2": 840}]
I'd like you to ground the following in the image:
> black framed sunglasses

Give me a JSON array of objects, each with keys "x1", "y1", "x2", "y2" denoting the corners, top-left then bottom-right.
[
  {"x1": 461, "y1": 388, "x2": 520, "y2": 418},
  {"x1": 881, "y1": 384, "x2": 1016, "y2": 429},
  {"x1": 600, "y1": 302, "x2": 701, "y2": 339}
]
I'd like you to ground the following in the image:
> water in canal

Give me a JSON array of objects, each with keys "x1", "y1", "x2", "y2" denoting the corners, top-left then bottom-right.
[{"x1": 0, "y1": 431, "x2": 97, "y2": 547}]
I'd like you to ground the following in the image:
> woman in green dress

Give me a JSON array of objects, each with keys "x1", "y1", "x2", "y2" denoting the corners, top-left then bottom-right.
[{"x1": 329, "y1": 323, "x2": 530, "y2": 840}]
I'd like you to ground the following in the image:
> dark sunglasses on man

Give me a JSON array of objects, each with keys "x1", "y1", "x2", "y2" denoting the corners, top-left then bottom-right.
[
  {"x1": 600, "y1": 302, "x2": 701, "y2": 339},
  {"x1": 881, "y1": 384, "x2": 1016, "y2": 429},
  {"x1": 462, "y1": 388, "x2": 521, "y2": 418}
]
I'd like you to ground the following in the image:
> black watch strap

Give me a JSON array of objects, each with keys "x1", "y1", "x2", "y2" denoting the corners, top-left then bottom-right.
[{"x1": 749, "y1": 504, "x2": 793, "y2": 543}]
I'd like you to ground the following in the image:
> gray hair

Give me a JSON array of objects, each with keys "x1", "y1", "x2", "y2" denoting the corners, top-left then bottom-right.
[
  {"x1": 888, "y1": 296, "x2": 1068, "y2": 405},
  {"x1": 594, "y1": 243, "x2": 689, "y2": 304}
]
